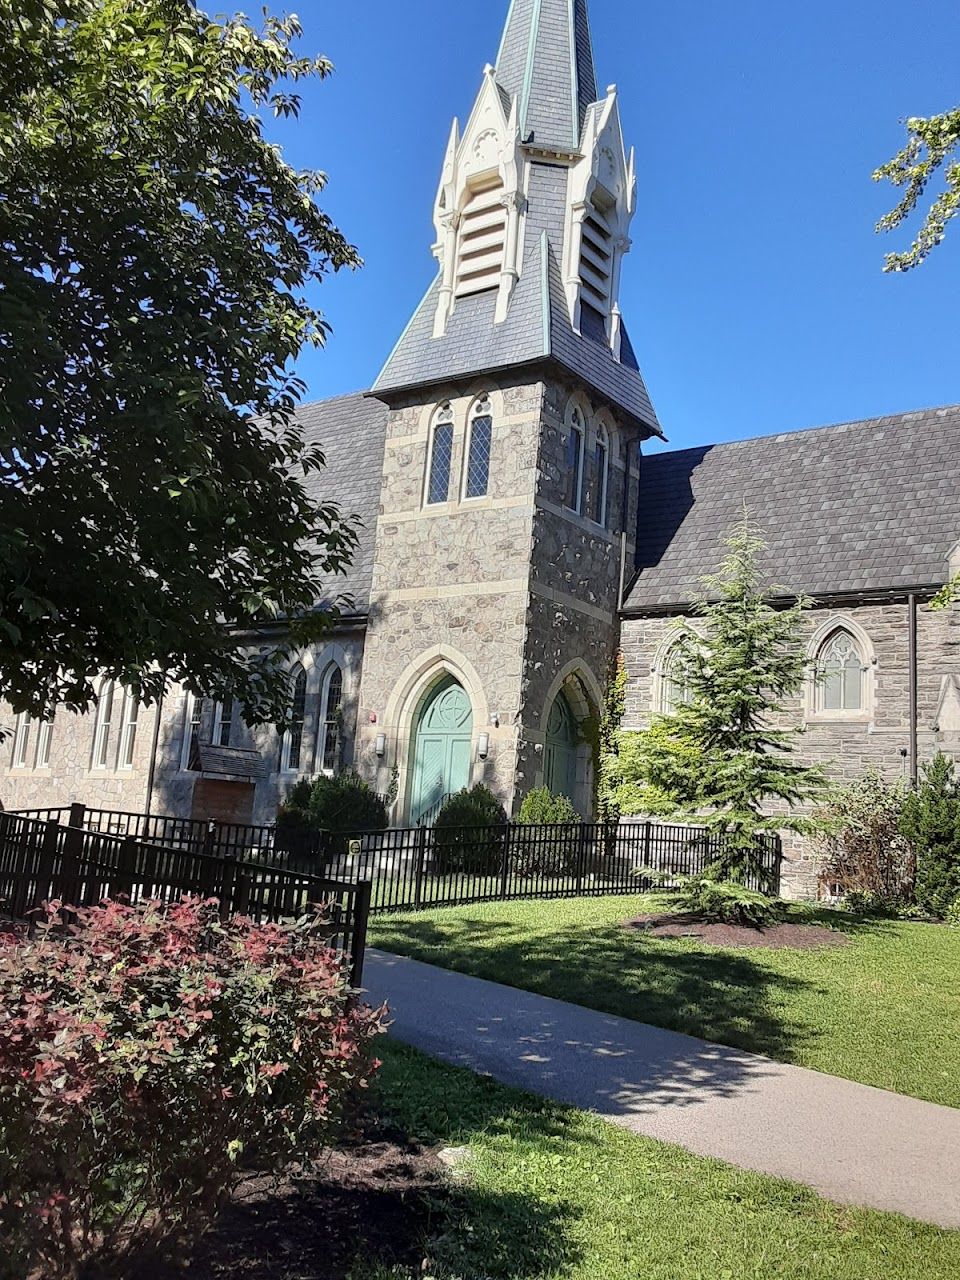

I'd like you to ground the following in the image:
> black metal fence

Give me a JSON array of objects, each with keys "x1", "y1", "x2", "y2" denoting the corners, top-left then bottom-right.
[
  {"x1": 0, "y1": 811, "x2": 371, "y2": 987},
  {"x1": 8, "y1": 804, "x2": 782, "y2": 919}
]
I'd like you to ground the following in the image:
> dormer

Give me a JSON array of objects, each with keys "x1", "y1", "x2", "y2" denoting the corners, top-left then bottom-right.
[
  {"x1": 563, "y1": 85, "x2": 637, "y2": 356},
  {"x1": 432, "y1": 66, "x2": 524, "y2": 337}
]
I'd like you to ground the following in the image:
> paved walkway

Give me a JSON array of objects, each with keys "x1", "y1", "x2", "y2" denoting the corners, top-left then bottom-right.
[{"x1": 365, "y1": 950, "x2": 960, "y2": 1229}]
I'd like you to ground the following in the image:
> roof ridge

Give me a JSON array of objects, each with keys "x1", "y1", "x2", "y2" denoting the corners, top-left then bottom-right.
[{"x1": 644, "y1": 404, "x2": 960, "y2": 461}]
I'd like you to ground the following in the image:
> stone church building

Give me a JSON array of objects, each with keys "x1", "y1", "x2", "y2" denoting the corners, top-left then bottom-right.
[{"x1": 3, "y1": 0, "x2": 959, "y2": 896}]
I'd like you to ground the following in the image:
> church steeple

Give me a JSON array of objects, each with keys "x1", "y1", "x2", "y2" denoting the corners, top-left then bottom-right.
[
  {"x1": 373, "y1": 0, "x2": 661, "y2": 441},
  {"x1": 495, "y1": 0, "x2": 598, "y2": 155}
]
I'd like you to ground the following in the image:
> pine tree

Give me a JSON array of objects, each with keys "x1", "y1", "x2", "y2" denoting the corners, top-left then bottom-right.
[
  {"x1": 901, "y1": 753, "x2": 960, "y2": 917},
  {"x1": 620, "y1": 515, "x2": 829, "y2": 887}
]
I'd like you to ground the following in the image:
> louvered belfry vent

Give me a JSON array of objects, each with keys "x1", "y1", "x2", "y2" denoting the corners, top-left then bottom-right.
[
  {"x1": 455, "y1": 176, "x2": 506, "y2": 298},
  {"x1": 579, "y1": 195, "x2": 613, "y2": 313}
]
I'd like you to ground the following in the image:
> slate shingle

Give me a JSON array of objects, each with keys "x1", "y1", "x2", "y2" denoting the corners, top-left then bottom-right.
[{"x1": 625, "y1": 406, "x2": 960, "y2": 609}]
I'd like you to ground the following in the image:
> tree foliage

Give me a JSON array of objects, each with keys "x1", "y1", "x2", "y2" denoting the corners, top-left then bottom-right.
[
  {"x1": 616, "y1": 517, "x2": 829, "y2": 884},
  {"x1": 901, "y1": 753, "x2": 960, "y2": 918},
  {"x1": 594, "y1": 651, "x2": 627, "y2": 824},
  {"x1": 815, "y1": 771, "x2": 915, "y2": 911},
  {"x1": 874, "y1": 105, "x2": 960, "y2": 270},
  {"x1": 0, "y1": 0, "x2": 360, "y2": 724}
]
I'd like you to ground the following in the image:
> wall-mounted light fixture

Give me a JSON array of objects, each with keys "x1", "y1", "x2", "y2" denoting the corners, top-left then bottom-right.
[
  {"x1": 375, "y1": 733, "x2": 387, "y2": 758},
  {"x1": 477, "y1": 733, "x2": 490, "y2": 761}
]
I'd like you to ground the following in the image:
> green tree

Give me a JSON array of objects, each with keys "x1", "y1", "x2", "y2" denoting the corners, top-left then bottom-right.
[
  {"x1": 617, "y1": 516, "x2": 829, "y2": 886},
  {"x1": 901, "y1": 753, "x2": 960, "y2": 918},
  {"x1": 874, "y1": 105, "x2": 960, "y2": 270},
  {"x1": 0, "y1": 0, "x2": 360, "y2": 725},
  {"x1": 595, "y1": 651, "x2": 627, "y2": 824},
  {"x1": 932, "y1": 578, "x2": 959, "y2": 610}
]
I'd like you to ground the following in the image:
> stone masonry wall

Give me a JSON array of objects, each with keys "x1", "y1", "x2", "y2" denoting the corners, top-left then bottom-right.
[{"x1": 620, "y1": 599, "x2": 960, "y2": 897}]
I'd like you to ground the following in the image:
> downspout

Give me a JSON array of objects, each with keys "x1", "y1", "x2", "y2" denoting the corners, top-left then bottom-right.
[
  {"x1": 908, "y1": 594, "x2": 919, "y2": 788},
  {"x1": 144, "y1": 686, "x2": 165, "y2": 818}
]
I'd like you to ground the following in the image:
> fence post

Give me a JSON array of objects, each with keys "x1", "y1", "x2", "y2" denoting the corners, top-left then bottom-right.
[
  {"x1": 59, "y1": 805, "x2": 87, "y2": 910},
  {"x1": 117, "y1": 836, "x2": 138, "y2": 902},
  {"x1": 202, "y1": 821, "x2": 217, "y2": 860},
  {"x1": 575, "y1": 823, "x2": 587, "y2": 897},
  {"x1": 413, "y1": 823, "x2": 427, "y2": 911},
  {"x1": 350, "y1": 879, "x2": 372, "y2": 989},
  {"x1": 499, "y1": 824, "x2": 511, "y2": 901},
  {"x1": 218, "y1": 855, "x2": 238, "y2": 922},
  {"x1": 27, "y1": 819, "x2": 60, "y2": 919}
]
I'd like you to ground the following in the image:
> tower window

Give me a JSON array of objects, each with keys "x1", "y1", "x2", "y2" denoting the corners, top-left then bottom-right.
[
  {"x1": 464, "y1": 396, "x2": 493, "y2": 499},
  {"x1": 426, "y1": 403, "x2": 455, "y2": 506},
  {"x1": 593, "y1": 425, "x2": 609, "y2": 526},
  {"x1": 455, "y1": 175, "x2": 506, "y2": 298},
  {"x1": 565, "y1": 406, "x2": 585, "y2": 513}
]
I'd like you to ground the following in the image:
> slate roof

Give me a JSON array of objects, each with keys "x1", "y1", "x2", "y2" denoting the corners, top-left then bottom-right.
[
  {"x1": 624, "y1": 406, "x2": 960, "y2": 610},
  {"x1": 295, "y1": 392, "x2": 388, "y2": 614},
  {"x1": 496, "y1": 0, "x2": 598, "y2": 153},
  {"x1": 374, "y1": 164, "x2": 662, "y2": 437}
]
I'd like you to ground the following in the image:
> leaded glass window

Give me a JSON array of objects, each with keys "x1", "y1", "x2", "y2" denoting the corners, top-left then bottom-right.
[
  {"x1": 465, "y1": 397, "x2": 493, "y2": 498},
  {"x1": 565, "y1": 407, "x2": 584, "y2": 512},
  {"x1": 283, "y1": 667, "x2": 307, "y2": 772},
  {"x1": 426, "y1": 404, "x2": 454, "y2": 505},
  {"x1": 818, "y1": 631, "x2": 864, "y2": 712},
  {"x1": 320, "y1": 664, "x2": 343, "y2": 773}
]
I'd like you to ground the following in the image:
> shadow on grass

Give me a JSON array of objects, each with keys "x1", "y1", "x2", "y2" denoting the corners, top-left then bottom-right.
[{"x1": 370, "y1": 905, "x2": 898, "y2": 1071}]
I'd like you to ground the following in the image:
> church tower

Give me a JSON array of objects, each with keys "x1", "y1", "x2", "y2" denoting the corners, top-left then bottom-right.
[{"x1": 357, "y1": 0, "x2": 662, "y2": 821}]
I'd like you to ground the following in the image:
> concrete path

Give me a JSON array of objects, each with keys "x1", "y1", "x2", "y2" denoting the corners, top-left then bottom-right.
[{"x1": 365, "y1": 949, "x2": 960, "y2": 1229}]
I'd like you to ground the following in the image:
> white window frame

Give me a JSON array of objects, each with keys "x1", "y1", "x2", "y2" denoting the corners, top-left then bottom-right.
[
  {"x1": 424, "y1": 403, "x2": 455, "y2": 508},
  {"x1": 11, "y1": 713, "x2": 30, "y2": 769},
  {"x1": 461, "y1": 395, "x2": 494, "y2": 501},
  {"x1": 35, "y1": 714, "x2": 53, "y2": 769},
  {"x1": 180, "y1": 692, "x2": 202, "y2": 770},
  {"x1": 317, "y1": 662, "x2": 344, "y2": 775},
  {"x1": 118, "y1": 688, "x2": 140, "y2": 770},
  {"x1": 213, "y1": 696, "x2": 234, "y2": 748},
  {"x1": 91, "y1": 681, "x2": 115, "y2": 770}
]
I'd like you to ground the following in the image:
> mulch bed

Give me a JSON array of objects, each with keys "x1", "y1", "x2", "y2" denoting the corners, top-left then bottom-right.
[
  {"x1": 624, "y1": 912, "x2": 851, "y2": 951},
  {"x1": 161, "y1": 1125, "x2": 447, "y2": 1279}
]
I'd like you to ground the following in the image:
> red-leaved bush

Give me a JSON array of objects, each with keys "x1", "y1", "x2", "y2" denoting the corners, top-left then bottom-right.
[{"x1": 0, "y1": 898, "x2": 386, "y2": 1278}]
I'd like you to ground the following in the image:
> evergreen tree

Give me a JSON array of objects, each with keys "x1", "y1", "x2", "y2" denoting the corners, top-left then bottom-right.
[
  {"x1": 901, "y1": 753, "x2": 960, "y2": 917},
  {"x1": 618, "y1": 515, "x2": 829, "y2": 887}
]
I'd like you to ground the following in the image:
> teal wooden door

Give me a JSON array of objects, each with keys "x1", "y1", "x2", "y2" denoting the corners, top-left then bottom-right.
[
  {"x1": 544, "y1": 692, "x2": 577, "y2": 802},
  {"x1": 410, "y1": 677, "x2": 474, "y2": 823}
]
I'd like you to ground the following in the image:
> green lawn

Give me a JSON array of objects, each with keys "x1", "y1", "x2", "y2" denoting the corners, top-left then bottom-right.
[
  {"x1": 353, "y1": 1041, "x2": 960, "y2": 1279},
  {"x1": 369, "y1": 895, "x2": 960, "y2": 1109}
]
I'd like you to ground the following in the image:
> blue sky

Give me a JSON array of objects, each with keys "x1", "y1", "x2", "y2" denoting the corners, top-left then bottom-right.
[{"x1": 264, "y1": 0, "x2": 959, "y2": 452}]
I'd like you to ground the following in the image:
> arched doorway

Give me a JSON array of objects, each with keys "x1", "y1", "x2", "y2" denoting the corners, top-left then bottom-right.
[
  {"x1": 409, "y1": 675, "x2": 473, "y2": 823},
  {"x1": 544, "y1": 691, "x2": 578, "y2": 802}
]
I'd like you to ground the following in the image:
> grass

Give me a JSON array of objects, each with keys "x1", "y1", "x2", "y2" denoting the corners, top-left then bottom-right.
[
  {"x1": 369, "y1": 895, "x2": 960, "y2": 1109},
  {"x1": 351, "y1": 1040, "x2": 960, "y2": 1279}
]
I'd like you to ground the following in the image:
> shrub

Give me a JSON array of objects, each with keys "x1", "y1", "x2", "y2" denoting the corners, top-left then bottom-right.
[
  {"x1": 433, "y1": 785, "x2": 507, "y2": 875},
  {"x1": 946, "y1": 896, "x2": 960, "y2": 928},
  {"x1": 900, "y1": 753, "x2": 960, "y2": 918},
  {"x1": 678, "y1": 873, "x2": 784, "y2": 928},
  {"x1": 0, "y1": 898, "x2": 385, "y2": 1279},
  {"x1": 518, "y1": 786, "x2": 582, "y2": 825},
  {"x1": 277, "y1": 772, "x2": 388, "y2": 861},
  {"x1": 515, "y1": 787, "x2": 583, "y2": 876},
  {"x1": 815, "y1": 771, "x2": 915, "y2": 910}
]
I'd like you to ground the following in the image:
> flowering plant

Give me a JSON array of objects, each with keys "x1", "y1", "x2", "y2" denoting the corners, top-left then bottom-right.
[{"x1": 0, "y1": 898, "x2": 385, "y2": 1278}]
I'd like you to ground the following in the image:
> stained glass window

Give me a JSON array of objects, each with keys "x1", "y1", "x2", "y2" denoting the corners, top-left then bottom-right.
[
  {"x1": 427, "y1": 404, "x2": 455, "y2": 505},
  {"x1": 818, "y1": 631, "x2": 864, "y2": 711}
]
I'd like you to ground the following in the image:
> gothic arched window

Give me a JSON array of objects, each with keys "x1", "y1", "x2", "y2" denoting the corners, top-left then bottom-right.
[
  {"x1": 593, "y1": 423, "x2": 609, "y2": 526},
  {"x1": 281, "y1": 666, "x2": 308, "y2": 773},
  {"x1": 463, "y1": 395, "x2": 493, "y2": 499},
  {"x1": 565, "y1": 404, "x2": 585, "y2": 513},
  {"x1": 180, "y1": 693, "x2": 203, "y2": 770},
  {"x1": 425, "y1": 403, "x2": 455, "y2": 506},
  {"x1": 213, "y1": 696, "x2": 234, "y2": 748},
  {"x1": 118, "y1": 688, "x2": 140, "y2": 769},
  {"x1": 816, "y1": 629, "x2": 865, "y2": 712},
  {"x1": 11, "y1": 712, "x2": 30, "y2": 769},
  {"x1": 319, "y1": 663, "x2": 344, "y2": 773},
  {"x1": 35, "y1": 713, "x2": 54, "y2": 769},
  {"x1": 657, "y1": 643, "x2": 691, "y2": 716}
]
